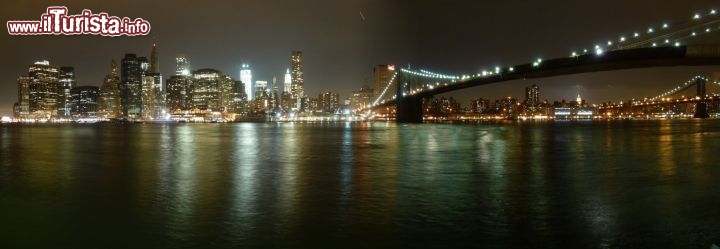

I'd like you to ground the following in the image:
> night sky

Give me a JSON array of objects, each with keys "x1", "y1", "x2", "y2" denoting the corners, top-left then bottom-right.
[{"x1": 2, "y1": 0, "x2": 720, "y2": 115}]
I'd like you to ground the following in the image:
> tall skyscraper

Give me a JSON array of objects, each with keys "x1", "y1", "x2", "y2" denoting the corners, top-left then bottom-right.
[
  {"x1": 240, "y1": 64, "x2": 253, "y2": 101},
  {"x1": 120, "y1": 54, "x2": 146, "y2": 118},
  {"x1": 13, "y1": 76, "x2": 31, "y2": 119},
  {"x1": 144, "y1": 72, "x2": 164, "y2": 119},
  {"x1": 99, "y1": 60, "x2": 121, "y2": 118},
  {"x1": 28, "y1": 60, "x2": 60, "y2": 119},
  {"x1": 290, "y1": 51, "x2": 304, "y2": 110},
  {"x1": 525, "y1": 84, "x2": 540, "y2": 107},
  {"x1": 283, "y1": 68, "x2": 291, "y2": 93},
  {"x1": 176, "y1": 54, "x2": 191, "y2": 76},
  {"x1": 58, "y1": 66, "x2": 76, "y2": 118},
  {"x1": 280, "y1": 91, "x2": 293, "y2": 112},
  {"x1": 150, "y1": 44, "x2": 160, "y2": 74},
  {"x1": 232, "y1": 80, "x2": 248, "y2": 114},
  {"x1": 272, "y1": 76, "x2": 279, "y2": 94},
  {"x1": 373, "y1": 64, "x2": 396, "y2": 101},
  {"x1": 166, "y1": 75, "x2": 191, "y2": 113},
  {"x1": 141, "y1": 75, "x2": 157, "y2": 119}
]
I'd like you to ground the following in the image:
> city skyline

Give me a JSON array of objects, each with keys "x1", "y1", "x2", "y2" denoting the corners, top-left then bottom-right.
[
  {"x1": 3, "y1": 0, "x2": 720, "y2": 115},
  {"x1": 4, "y1": 2, "x2": 720, "y2": 248}
]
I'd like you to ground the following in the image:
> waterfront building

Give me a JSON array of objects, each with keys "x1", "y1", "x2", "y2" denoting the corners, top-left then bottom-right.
[
  {"x1": 70, "y1": 86, "x2": 100, "y2": 118},
  {"x1": 13, "y1": 76, "x2": 31, "y2": 119},
  {"x1": 350, "y1": 84, "x2": 374, "y2": 111},
  {"x1": 290, "y1": 51, "x2": 305, "y2": 111},
  {"x1": 176, "y1": 54, "x2": 191, "y2": 76},
  {"x1": 27, "y1": 60, "x2": 61, "y2": 119},
  {"x1": 57, "y1": 66, "x2": 76, "y2": 118},
  {"x1": 318, "y1": 91, "x2": 340, "y2": 113},
  {"x1": 120, "y1": 53, "x2": 146, "y2": 118},
  {"x1": 166, "y1": 75, "x2": 191, "y2": 113},
  {"x1": 240, "y1": 64, "x2": 253, "y2": 100},
  {"x1": 98, "y1": 60, "x2": 121, "y2": 118}
]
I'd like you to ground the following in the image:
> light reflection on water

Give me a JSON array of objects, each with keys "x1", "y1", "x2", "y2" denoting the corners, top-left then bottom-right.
[{"x1": 1, "y1": 120, "x2": 720, "y2": 249}]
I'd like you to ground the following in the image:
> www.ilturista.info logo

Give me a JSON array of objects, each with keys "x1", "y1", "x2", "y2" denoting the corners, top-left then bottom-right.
[{"x1": 7, "y1": 6, "x2": 151, "y2": 36}]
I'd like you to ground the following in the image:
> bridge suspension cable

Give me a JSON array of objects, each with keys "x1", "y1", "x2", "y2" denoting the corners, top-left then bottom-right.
[
  {"x1": 601, "y1": 10, "x2": 720, "y2": 51},
  {"x1": 651, "y1": 76, "x2": 720, "y2": 101},
  {"x1": 371, "y1": 71, "x2": 398, "y2": 106}
]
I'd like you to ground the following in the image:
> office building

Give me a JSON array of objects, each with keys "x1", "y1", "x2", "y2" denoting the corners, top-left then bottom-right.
[
  {"x1": 290, "y1": 51, "x2": 305, "y2": 110},
  {"x1": 28, "y1": 60, "x2": 61, "y2": 119},
  {"x1": 176, "y1": 54, "x2": 191, "y2": 76},
  {"x1": 70, "y1": 86, "x2": 100, "y2": 118},
  {"x1": 166, "y1": 75, "x2": 191, "y2": 113},
  {"x1": 525, "y1": 84, "x2": 540, "y2": 107},
  {"x1": 99, "y1": 60, "x2": 121, "y2": 118},
  {"x1": 13, "y1": 76, "x2": 31, "y2": 119},
  {"x1": 240, "y1": 64, "x2": 253, "y2": 100},
  {"x1": 120, "y1": 54, "x2": 147, "y2": 118},
  {"x1": 58, "y1": 66, "x2": 76, "y2": 118},
  {"x1": 284, "y1": 68, "x2": 291, "y2": 93},
  {"x1": 318, "y1": 91, "x2": 340, "y2": 113}
]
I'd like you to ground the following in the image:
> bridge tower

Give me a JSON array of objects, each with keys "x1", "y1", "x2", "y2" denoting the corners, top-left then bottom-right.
[
  {"x1": 395, "y1": 70, "x2": 428, "y2": 123},
  {"x1": 694, "y1": 77, "x2": 709, "y2": 118}
]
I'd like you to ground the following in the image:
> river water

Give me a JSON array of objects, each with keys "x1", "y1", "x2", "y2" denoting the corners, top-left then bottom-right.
[{"x1": 1, "y1": 120, "x2": 719, "y2": 248}]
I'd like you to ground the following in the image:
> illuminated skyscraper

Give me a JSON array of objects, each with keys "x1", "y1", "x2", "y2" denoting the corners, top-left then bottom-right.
[
  {"x1": 13, "y1": 76, "x2": 31, "y2": 119},
  {"x1": 318, "y1": 91, "x2": 340, "y2": 113},
  {"x1": 144, "y1": 44, "x2": 165, "y2": 119},
  {"x1": 176, "y1": 54, "x2": 191, "y2": 76},
  {"x1": 28, "y1": 60, "x2": 60, "y2": 119},
  {"x1": 69, "y1": 86, "x2": 100, "y2": 118},
  {"x1": 232, "y1": 80, "x2": 248, "y2": 114},
  {"x1": 141, "y1": 75, "x2": 157, "y2": 119},
  {"x1": 290, "y1": 51, "x2": 304, "y2": 110},
  {"x1": 99, "y1": 60, "x2": 121, "y2": 118},
  {"x1": 166, "y1": 75, "x2": 191, "y2": 113},
  {"x1": 120, "y1": 54, "x2": 146, "y2": 118},
  {"x1": 240, "y1": 64, "x2": 253, "y2": 100},
  {"x1": 272, "y1": 76, "x2": 279, "y2": 94},
  {"x1": 255, "y1": 80, "x2": 268, "y2": 93},
  {"x1": 144, "y1": 72, "x2": 164, "y2": 119},
  {"x1": 284, "y1": 68, "x2": 291, "y2": 93},
  {"x1": 58, "y1": 66, "x2": 76, "y2": 118},
  {"x1": 525, "y1": 84, "x2": 540, "y2": 107}
]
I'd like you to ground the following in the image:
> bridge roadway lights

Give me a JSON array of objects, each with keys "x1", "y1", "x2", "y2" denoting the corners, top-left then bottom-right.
[{"x1": 396, "y1": 95, "x2": 424, "y2": 123}]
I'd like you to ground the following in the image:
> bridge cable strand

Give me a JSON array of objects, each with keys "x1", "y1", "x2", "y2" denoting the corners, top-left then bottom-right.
[
  {"x1": 612, "y1": 16, "x2": 720, "y2": 51},
  {"x1": 651, "y1": 76, "x2": 710, "y2": 101},
  {"x1": 371, "y1": 72, "x2": 399, "y2": 107}
]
